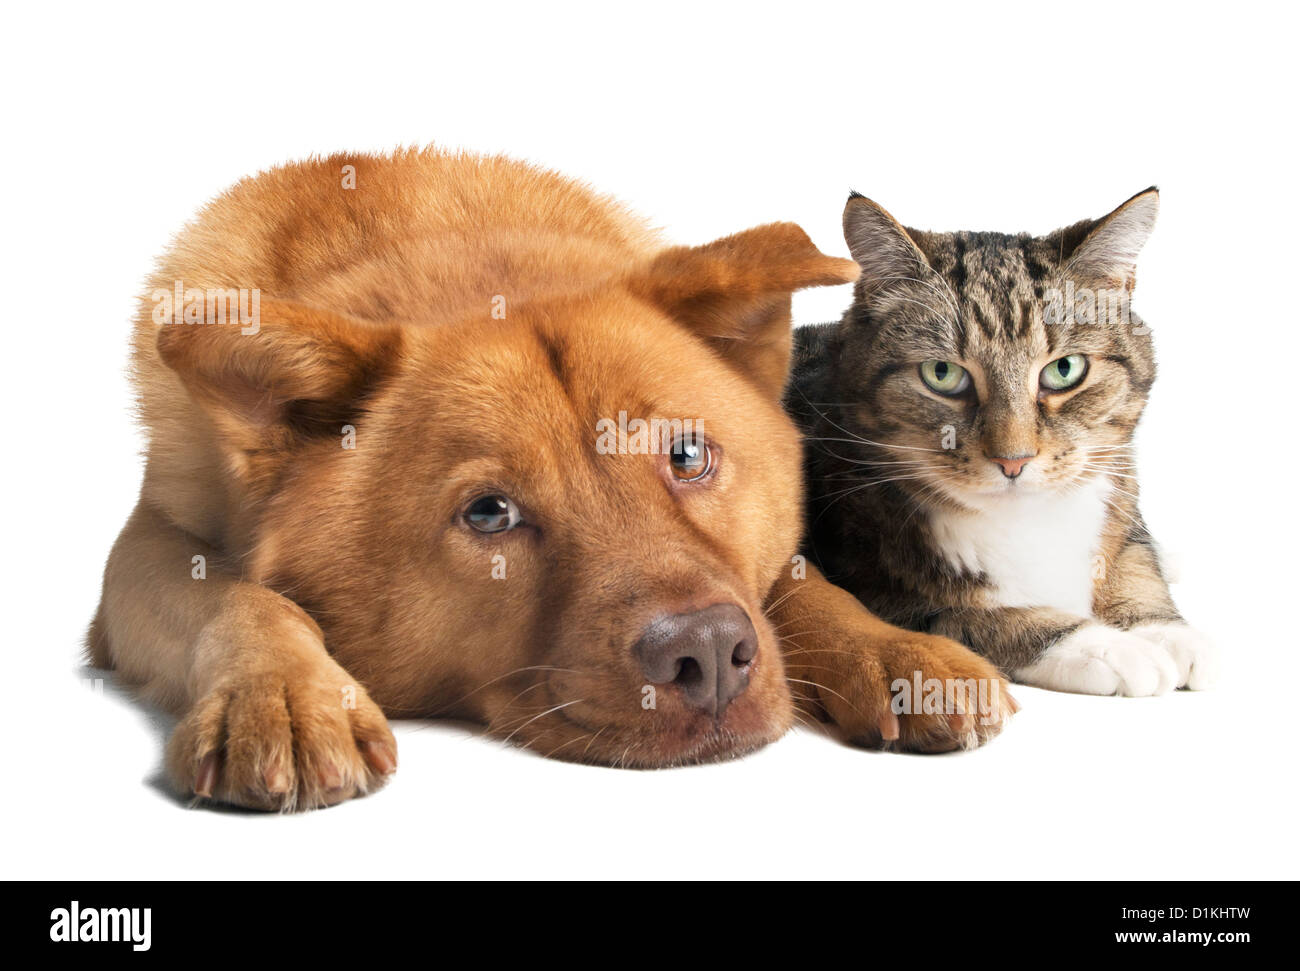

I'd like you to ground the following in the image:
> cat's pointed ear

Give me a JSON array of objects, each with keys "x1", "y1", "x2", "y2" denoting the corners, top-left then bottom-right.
[
  {"x1": 843, "y1": 193, "x2": 930, "y2": 291},
  {"x1": 627, "y1": 222, "x2": 858, "y2": 399},
  {"x1": 1065, "y1": 187, "x2": 1159, "y2": 290}
]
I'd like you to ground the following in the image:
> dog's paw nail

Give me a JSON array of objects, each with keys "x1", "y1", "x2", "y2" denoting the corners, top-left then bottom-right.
[
  {"x1": 878, "y1": 710, "x2": 900, "y2": 741},
  {"x1": 361, "y1": 740, "x2": 397, "y2": 775},
  {"x1": 319, "y1": 763, "x2": 344, "y2": 789},
  {"x1": 194, "y1": 752, "x2": 220, "y2": 798},
  {"x1": 263, "y1": 765, "x2": 289, "y2": 794}
]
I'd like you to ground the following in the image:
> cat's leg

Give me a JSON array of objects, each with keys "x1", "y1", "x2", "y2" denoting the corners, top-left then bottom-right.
[
  {"x1": 766, "y1": 564, "x2": 1014, "y2": 752},
  {"x1": 91, "y1": 501, "x2": 398, "y2": 810},
  {"x1": 930, "y1": 600, "x2": 1213, "y2": 697},
  {"x1": 1092, "y1": 537, "x2": 1219, "y2": 690},
  {"x1": 931, "y1": 606, "x2": 1171, "y2": 696}
]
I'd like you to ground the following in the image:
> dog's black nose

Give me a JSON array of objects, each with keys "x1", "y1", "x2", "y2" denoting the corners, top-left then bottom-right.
[{"x1": 633, "y1": 604, "x2": 757, "y2": 718}]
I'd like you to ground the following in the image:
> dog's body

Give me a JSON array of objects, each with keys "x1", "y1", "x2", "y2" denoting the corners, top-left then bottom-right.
[{"x1": 92, "y1": 149, "x2": 1011, "y2": 810}]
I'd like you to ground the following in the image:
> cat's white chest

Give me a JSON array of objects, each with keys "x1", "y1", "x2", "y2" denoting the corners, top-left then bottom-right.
[{"x1": 927, "y1": 478, "x2": 1112, "y2": 616}]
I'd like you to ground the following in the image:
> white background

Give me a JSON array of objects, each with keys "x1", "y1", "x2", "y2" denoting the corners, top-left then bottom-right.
[{"x1": 3, "y1": 1, "x2": 1297, "y2": 879}]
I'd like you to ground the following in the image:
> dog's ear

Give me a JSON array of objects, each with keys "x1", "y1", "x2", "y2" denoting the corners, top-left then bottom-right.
[
  {"x1": 157, "y1": 299, "x2": 402, "y2": 483},
  {"x1": 627, "y1": 222, "x2": 859, "y2": 399}
]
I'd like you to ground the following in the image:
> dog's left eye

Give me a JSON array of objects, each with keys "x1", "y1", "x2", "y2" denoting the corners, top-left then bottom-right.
[
  {"x1": 668, "y1": 435, "x2": 715, "y2": 482},
  {"x1": 464, "y1": 494, "x2": 522, "y2": 533}
]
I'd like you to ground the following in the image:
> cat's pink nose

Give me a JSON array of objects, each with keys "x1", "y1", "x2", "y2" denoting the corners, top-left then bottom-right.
[{"x1": 990, "y1": 454, "x2": 1034, "y2": 479}]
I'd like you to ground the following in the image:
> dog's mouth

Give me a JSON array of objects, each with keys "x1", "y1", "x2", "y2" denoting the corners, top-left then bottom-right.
[
  {"x1": 472, "y1": 598, "x2": 793, "y2": 767},
  {"x1": 544, "y1": 700, "x2": 789, "y2": 769},
  {"x1": 491, "y1": 636, "x2": 792, "y2": 768}
]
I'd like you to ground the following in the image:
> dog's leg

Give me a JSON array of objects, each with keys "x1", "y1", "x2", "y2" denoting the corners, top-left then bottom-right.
[
  {"x1": 92, "y1": 501, "x2": 397, "y2": 810},
  {"x1": 766, "y1": 563, "x2": 1014, "y2": 752}
]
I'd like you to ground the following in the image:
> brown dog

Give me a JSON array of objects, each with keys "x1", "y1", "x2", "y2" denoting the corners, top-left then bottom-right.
[{"x1": 90, "y1": 149, "x2": 1012, "y2": 810}]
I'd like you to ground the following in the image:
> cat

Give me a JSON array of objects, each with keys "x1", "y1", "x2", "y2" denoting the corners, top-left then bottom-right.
[{"x1": 785, "y1": 188, "x2": 1218, "y2": 696}]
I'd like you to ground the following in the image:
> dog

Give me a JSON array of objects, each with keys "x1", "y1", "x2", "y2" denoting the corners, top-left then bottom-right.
[{"x1": 90, "y1": 149, "x2": 1014, "y2": 810}]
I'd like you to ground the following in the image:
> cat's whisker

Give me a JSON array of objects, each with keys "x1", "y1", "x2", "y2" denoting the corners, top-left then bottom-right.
[
  {"x1": 872, "y1": 289, "x2": 963, "y2": 334},
  {"x1": 1100, "y1": 495, "x2": 1145, "y2": 531},
  {"x1": 803, "y1": 435, "x2": 944, "y2": 454},
  {"x1": 1084, "y1": 473, "x2": 1139, "y2": 482},
  {"x1": 1104, "y1": 485, "x2": 1143, "y2": 502},
  {"x1": 833, "y1": 458, "x2": 934, "y2": 468},
  {"x1": 870, "y1": 273, "x2": 963, "y2": 323},
  {"x1": 815, "y1": 465, "x2": 929, "y2": 480},
  {"x1": 815, "y1": 461, "x2": 933, "y2": 476},
  {"x1": 863, "y1": 267, "x2": 967, "y2": 328},
  {"x1": 897, "y1": 478, "x2": 944, "y2": 532},
  {"x1": 814, "y1": 473, "x2": 936, "y2": 505},
  {"x1": 792, "y1": 386, "x2": 945, "y2": 455},
  {"x1": 1078, "y1": 466, "x2": 1140, "y2": 479},
  {"x1": 809, "y1": 445, "x2": 935, "y2": 469}
]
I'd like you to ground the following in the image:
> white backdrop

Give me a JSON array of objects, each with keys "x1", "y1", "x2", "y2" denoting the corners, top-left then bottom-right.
[{"x1": 4, "y1": 1, "x2": 1296, "y2": 879}]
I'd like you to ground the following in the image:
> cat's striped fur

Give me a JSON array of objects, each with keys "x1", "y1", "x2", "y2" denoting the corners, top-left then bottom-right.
[{"x1": 786, "y1": 190, "x2": 1217, "y2": 696}]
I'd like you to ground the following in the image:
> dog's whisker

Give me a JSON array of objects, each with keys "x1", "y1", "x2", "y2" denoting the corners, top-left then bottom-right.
[
  {"x1": 499, "y1": 699, "x2": 586, "y2": 746},
  {"x1": 580, "y1": 726, "x2": 607, "y2": 759},
  {"x1": 763, "y1": 581, "x2": 811, "y2": 617},
  {"x1": 439, "y1": 665, "x2": 584, "y2": 715},
  {"x1": 784, "y1": 677, "x2": 863, "y2": 717},
  {"x1": 544, "y1": 732, "x2": 593, "y2": 759}
]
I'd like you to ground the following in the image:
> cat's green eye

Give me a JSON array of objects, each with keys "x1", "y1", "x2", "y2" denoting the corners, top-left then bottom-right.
[
  {"x1": 919, "y1": 360, "x2": 971, "y2": 396},
  {"x1": 1039, "y1": 354, "x2": 1088, "y2": 392}
]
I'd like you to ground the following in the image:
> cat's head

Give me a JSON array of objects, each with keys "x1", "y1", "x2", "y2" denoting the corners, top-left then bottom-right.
[{"x1": 832, "y1": 188, "x2": 1159, "y2": 508}]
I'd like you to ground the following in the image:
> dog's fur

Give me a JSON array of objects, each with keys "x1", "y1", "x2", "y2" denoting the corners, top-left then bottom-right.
[{"x1": 91, "y1": 149, "x2": 1012, "y2": 810}]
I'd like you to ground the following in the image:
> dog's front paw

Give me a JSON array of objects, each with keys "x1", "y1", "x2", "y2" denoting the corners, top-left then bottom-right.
[
  {"x1": 809, "y1": 633, "x2": 1015, "y2": 754},
  {"x1": 1128, "y1": 621, "x2": 1219, "y2": 690},
  {"x1": 1015, "y1": 623, "x2": 1191, "y2": 697},
  {"x1": 166, "y1": 660, "x2": 397, "y2": 811}
]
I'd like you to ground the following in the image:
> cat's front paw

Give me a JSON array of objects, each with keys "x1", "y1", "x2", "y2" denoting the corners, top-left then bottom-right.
[
  {"x1": 1015, "y1": 623, "x2": 1186, "y2": 696},
  {"x1": 1128, "y1": 621, "x2": 1219, "y2": 690}
]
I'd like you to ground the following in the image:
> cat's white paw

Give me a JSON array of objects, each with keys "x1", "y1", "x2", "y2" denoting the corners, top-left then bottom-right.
[
  {"x1": 1128, "y1": 622, "x2": 1218, "y2": 690},
  {"x1": 1014, "y1": 624, "x2": 1180, "y2": 697}
]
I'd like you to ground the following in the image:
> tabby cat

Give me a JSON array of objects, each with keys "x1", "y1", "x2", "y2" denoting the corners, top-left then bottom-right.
[{"x1": 786, "y1": 189, "x2": 1217, "y2": 696}]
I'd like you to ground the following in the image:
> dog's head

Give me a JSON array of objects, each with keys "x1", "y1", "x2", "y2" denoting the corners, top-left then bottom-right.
[{"x1": 158, "y1": 223, "x2": 857, "y2": 766}]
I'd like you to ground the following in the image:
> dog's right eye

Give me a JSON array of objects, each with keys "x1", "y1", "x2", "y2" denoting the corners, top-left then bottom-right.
[
  {"x1": 668, "y1": 434, "x2": 715, "y2": 483},
  {"x1": 464, "y1": 495, "x2": 522, "y2": 533}
]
